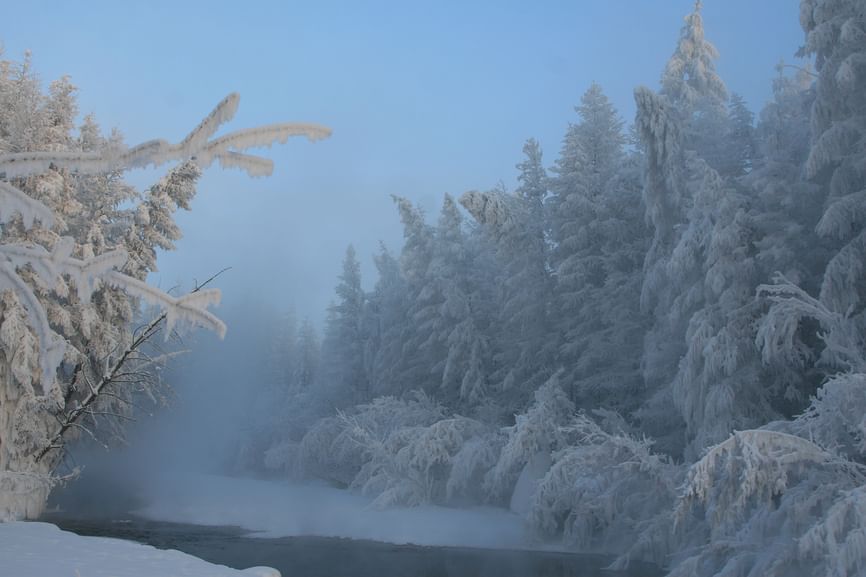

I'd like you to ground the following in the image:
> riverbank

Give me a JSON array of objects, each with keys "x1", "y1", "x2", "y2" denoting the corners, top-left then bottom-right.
[{"x1": 0, "y1": 520, "x2": 279, "y2": 577}]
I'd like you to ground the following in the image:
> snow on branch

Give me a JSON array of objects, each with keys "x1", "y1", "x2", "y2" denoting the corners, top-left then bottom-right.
[
  {"x1": 0, "y1": 240, "x2": 128, "y2": 298},
  {"x1": 0, "y1": 182, "x2": 54, "y2": 229},
  {"x1": 0, "y1": 261, "x2": 66, "y2": 393},
  {"x1": 216, "y1": 151, "x2": 274, "y2": 178},
  {"x1": 675, "y1": 429, "x2": 856, "y2": 535},
  {"x1": 529, "y1": 413, "x2": 680, "y2": 566},
  {"x1": 0, "y1": 239, "x2": 137, "y2": 392},
  {"x1": 0, "y1": 94, "x2": 331, "y2": 179},
  {"x1": 790, "y1": 372, "x2": 866, "y2": 460},
  {"x1": 757, "y1": 273, "x2": 865, "y2": 373},
  {"x1": 104, "y1": 272, "x2": 226, "y2": 339},
  {"x1": 178, "y1": 93, "x2": 240, "y2": 152},
  {"x1": 0, "y1": 239, "x2": 223, "y2": 392},
  {"x1": 459, "y1": 189, "x2": 521, "y2": 235},
  {"x1": 805, "y1": 121, "x2": 859, "y2": 180},
  {"x1": 668, "y1": 428, "x2": 866, "y2": 577},
  {"x1": 816, "y1": 189, "x2": 866, "y2": 241},
  {"x1": 198, "y1": 122, "x2": 331, "y2": 157},
  {"x1": 0, "y1": 470, "x2": 63, "y2": 522},
  {"x1": 799, "y1": 484, "x2": 866, "y2": 577},
  {"x1": 820, "y1": 230, "x2": 866, "y2": 315},
  {"x1": 634, "y1": 86, "x2": 682, "y2": 178}
]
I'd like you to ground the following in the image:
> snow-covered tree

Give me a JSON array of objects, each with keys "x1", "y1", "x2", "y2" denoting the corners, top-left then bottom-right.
[
  {"x1": 485, "y1": 372, "x2": 573, "y2": 504},
  {"x1": 723, "y1": 93, "x2": 757, "y2": 177},
  {"x1": 669, "y1": 429, "x2": 866, "y2": 577},
  {"x1": 633, "y1": 87, "x2": 690, "y2": 447},
  {"x1": 636, "y1": 18, "x2": 769, "y2": 454},
  {"x1": 660, "y1": 1, "x2": 726, "y2": 114},
  {"x1": 391, "y1": 196, "x2": 438, "y2": 391},
  {"x1": 750, "y1": 65, "x2": 823, "y2": 288},
  {"x1": 801, "y1": 0, "x2": 866, "y2": 322},
  {"x1": 529, "y1": 413, "x2": 681, "y2": 568},
  {"x1": 747, "y1": 66, "x2": 827, "y2": 408},
  {"x1": 546, "y1": 84, "x2": 647, "y2": 411},
  {"x1": 320, "y1": 245, "x2": 368, "y2": 406},
  {"x1": 499, "y1": 140, "x2": 554, "y2": 396},
  {"x1": 267, "y1": 310, "x2": 298, "y2": 392},
  {"x1": 411, "y1": 195, "x2": 463, "y2": 399},
  {"x1": 431, "y1": 195, "x2": 490, "y2": 407},
  {"x1": 363, "y1": 243, "x2": 408, "y2": 398},
  {"x1": 348, "y1": 413, "x2": 492, "y2": 508},
  {"x1": 637, "y1": 87, "x2": 774, "y2": 456},
  {"x1": 748, "y1": 1, "x2": 866, "y2": 421},
  {"x1": 294, "y1": 318, "x2": 320, "y2": 391},
  {"x1": 297, "y1": 391, "x2": 446, "y2": 488},
  {"x1": 458, "y1": 183, "x2": 549, "y2": 412},
  {"x1": 660, "y1": 0, "x2": 730, "y2": 174},
  {"x1": 668, "y1": 157, "x2": 770, "y2": 456},
  {"x1": 0, "y1": 53, "x2": 330, "y2": 519},
  {"x1": 260, "y1": 316, "x2": 320, "y2": 476},
  {"x1": 757, "y1": 276, "x2": 866, "y2": 435}
]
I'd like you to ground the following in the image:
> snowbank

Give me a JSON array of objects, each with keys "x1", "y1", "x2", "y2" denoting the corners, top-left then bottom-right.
[
  {"x1": 137, "y1": 473, "x2": 531, "y2": 550},
  {"x1": 0, "y1": 521, "x2": 279, "y2": 577}
]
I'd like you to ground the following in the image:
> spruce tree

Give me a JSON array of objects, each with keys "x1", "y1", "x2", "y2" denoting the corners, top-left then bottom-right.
[
  {"x1": 320, "y1": 245, "x2": 368, "y2": 406},
  {"x1": 548, "y1": 84, "x2": 647, "y2": 409}
]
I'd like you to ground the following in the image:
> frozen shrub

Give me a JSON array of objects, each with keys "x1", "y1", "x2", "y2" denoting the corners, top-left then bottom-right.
[
  {"x1": 485, "y1": 372, "x2": 573, "y2": 503},
  {"x1": 529, "y1": 413, "x2": 681, "y2": 567}
]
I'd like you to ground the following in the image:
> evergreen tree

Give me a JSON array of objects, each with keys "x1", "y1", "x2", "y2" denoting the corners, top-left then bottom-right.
[
  {"x1": 747, "y1": 66, "x2": 826, "y2": 408},
  {"x1": 459, "y1": 185, "x2": 542, "y2": 412},
  {"x1": 659, "y1": 1, "x2": 727, "y2": 113},
  {"x1": 547, "y1": 84, "x2": 646, "y2": 409},
  {"x1": 294, "y1": 318, "x2": 320, "y2": 391},
  {"x1": 392, "y1": 196, "x2": 438, "y2": 391},
  {"x1": 498, "y1": 140, "x2": 553, "y2": 398},
  {"x1": 659, "y1": 0, "x2": 730, "y2": 173},
  {"x1": 515, "y1": 138, "x2": 547, "y2": 226},
  {"x1": 801, "y1": 0, "x2": 866, "y2": 317},
  {"x1": 268, "y1": 309, "x2": 298, "y2": 390},
  {"x1": 430, "y1": 196, "x2": 469, "y2": 402},
  {"x1": 669, "y1": 159, "x2": 770, "y2": 456},
  {"x1": 363, "y1": 243, "x2": 408, "y2": 398},
  {"x1": 752, "y1": 1, "x2": 866, "y2": 412},
  {"x1": 320, "y1": 245, "x2": 368, "y2": 405},
  {"x1": 723, "y1": 93, "x2": 757, "y2": 177}
]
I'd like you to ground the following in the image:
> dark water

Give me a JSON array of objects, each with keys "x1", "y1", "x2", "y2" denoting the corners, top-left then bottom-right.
[{"x1": 45, "y1": 515, "x2": 661, "y2": 577}]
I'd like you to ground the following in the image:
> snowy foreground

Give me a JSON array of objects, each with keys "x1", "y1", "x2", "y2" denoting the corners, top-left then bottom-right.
[
  {"x1": 0, "y1": 521, "x2": 279, "y2": 577},
  {"x1": 137, "y1": 473, "x2": 530, "y2": 550}
]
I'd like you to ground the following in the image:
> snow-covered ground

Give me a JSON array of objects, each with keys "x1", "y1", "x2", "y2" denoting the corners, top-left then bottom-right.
[
  {"x1": 0, "y1": 521, "x2": 279, "y2": 577},
  {"x1": 137, "y1": 473, "x2": 531, "y2": 550}
]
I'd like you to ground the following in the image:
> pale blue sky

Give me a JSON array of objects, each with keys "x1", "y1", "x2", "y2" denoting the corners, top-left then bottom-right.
[{"x1": 2, "y1": 1, "x2": 806, "y2": 324}]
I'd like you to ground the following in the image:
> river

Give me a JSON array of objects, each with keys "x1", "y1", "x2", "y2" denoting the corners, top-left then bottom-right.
[{"x1": 45, "y1": 515, "x2": 661, "y2": 577}]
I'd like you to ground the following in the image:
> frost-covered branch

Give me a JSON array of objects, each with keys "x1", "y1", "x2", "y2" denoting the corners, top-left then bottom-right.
[
  {"x1": 35, "y1": 268, "x2": 229, "y2": 463},
  {"x1": 0, "y1": 93, "x2": 330, "y2": 179},
  {"x1": 757, "y1": 273, "x2": 865, "y2": 373},
  {"x1": 0, "y1": 181, "x2": 54, "y2": 229}
]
